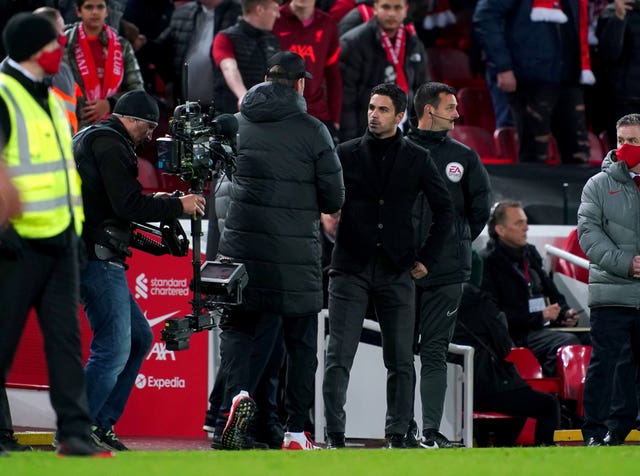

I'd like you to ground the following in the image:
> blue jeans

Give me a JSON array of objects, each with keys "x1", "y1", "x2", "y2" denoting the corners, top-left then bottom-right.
[{"x1": 80, "y1": 260, "x2": 153, "y2": 429}]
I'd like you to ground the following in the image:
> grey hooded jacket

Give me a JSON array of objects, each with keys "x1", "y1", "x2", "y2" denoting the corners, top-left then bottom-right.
[{"x1": 578, "y1": 151, "x2": 640, "y2": 309}]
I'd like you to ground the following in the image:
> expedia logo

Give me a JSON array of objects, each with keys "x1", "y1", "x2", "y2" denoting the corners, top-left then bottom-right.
[
  {"x1": 135, "y1": 373, "x2": 186, "y2": 390},
  {"x1": 135, "y1": 374, "x2": 147, "y2": 389},
  {"x1": 135, "y1": 273, "x2": 149, "y2": 299}
]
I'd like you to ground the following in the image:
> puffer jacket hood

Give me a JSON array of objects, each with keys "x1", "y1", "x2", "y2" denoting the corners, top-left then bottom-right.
[{"x1": 240, "y1": 81, "x2": 307, "y2": 123}]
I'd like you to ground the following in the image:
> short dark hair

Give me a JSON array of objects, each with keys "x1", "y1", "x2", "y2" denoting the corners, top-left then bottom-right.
[
  {"x1": 75, "y1": 0, "x2": 109, "y2": 8},
  {"x1": 370, "y1": 83, "x2": 407, "y2": 115},
  {"x1": 413, "y1": 82, "x2": 457, "y2": 119},
  {"x1": 616, "y1": 114, "x2": 640, "y2": 130},
  {"x1": 266, "y1": 65, "x2": 299, "y2": 88},
  {"x1": 241, "y1": 0, "x2": 278, "y2": 15},
  {"x1": 488, "y1": 200, "x2": 522, "y2": 239}
]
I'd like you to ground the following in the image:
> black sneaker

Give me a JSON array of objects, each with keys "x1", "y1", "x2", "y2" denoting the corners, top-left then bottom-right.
[
  {"x1": 604, "y1": 431, "x2": 625, "y2": 446},
  {"x1": 91, "y1": 425, "x2": 129, "y2": 451},
  {"x1": 221, "y1": 391, "x2": 257, "y2": 450},
  {"x1": 385, "y1": 433, "x2": 406, "y2": 449},
  {"x1": 56, "y1": 435, "x2": 113, "y2": 457},
  {"x1": 0, "y1": 431, "x2": 33, "y2": 451},
  {"x1": 420, "y1": 429, "x2": 460, "y2": 449},
  {"x1": 585, "y1": 436, "x2": 604, "y2": 447},
  {"x1": 326, "y1": 432, "x2": 345, "y2": 449},
  {"x1": 404, "y1": 420, "x2": 420, "y2": 448}
]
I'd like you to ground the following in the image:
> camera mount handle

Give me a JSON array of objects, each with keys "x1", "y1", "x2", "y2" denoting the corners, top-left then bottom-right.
[{"x1": 186, "y1": 178, "x2": 216, "y2": 332}]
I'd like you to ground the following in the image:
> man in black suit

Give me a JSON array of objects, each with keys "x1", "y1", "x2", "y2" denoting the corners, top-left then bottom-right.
[{"x1": 322, "y1": 82, "x2": 454, "y2": 449}]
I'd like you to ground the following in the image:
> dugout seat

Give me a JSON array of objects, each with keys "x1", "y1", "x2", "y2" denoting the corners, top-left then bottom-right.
[
  {"x1": 557, "y1": 345, "x2": 592, "y2": 417},
  {"x1": 457, "y1": 86, "x2": 496, "y2": 134}
]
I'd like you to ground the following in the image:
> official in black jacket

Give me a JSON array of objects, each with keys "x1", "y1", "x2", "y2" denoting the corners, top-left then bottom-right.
[
  {"x1": 406, "y1": 81, "x2": 491, "y2": 448},
  {"x1": 74, "y1": 91, "x2": 204, "y2": 450},
  {"x1": 323, "y1": 83, "x2": 454, "y2": 449}
]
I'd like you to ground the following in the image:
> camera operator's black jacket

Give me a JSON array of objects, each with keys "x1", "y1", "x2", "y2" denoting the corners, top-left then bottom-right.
[
  {"x1": 219, "y1": 81, "x2": 345, "y2": 316},
  {"x1": 407, "y1": 128, "x2": 491, "y2": 287},
  {"x1": 74, "y1": 116, "x2": 183, "y2": 261}
]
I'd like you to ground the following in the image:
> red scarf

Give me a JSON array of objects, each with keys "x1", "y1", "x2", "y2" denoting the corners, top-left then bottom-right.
[
  {"x1": 380, "y1": 25, "x2": 408, "y2": 94},
  {"x1": 75, "y1": 24, "x2": 124, "y2": 101},
  {"x1": 529, "y1": 0, "x2": 594, "y2": 85}
]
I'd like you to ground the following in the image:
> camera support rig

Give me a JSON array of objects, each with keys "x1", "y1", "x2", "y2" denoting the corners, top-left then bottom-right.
[{"x1": 156, "y1": 96, "x2": 244, "y2": 350}]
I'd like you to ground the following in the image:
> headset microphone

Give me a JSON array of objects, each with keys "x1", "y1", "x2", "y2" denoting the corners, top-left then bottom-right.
[{"x1": 429, "y1": 110, "x2": 456, "y2": 123}]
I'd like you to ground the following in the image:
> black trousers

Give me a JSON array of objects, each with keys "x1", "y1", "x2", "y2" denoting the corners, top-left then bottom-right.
[
  {"x1": 583, "y1": 306, "x2": 640, "y2": 442},
  {"x1": 0, "y1": 235, "x2": 92, "y2": 439},
  {"x1": 219, "y1": 309, "x2": 317, "y2": 432},
  {"x1": 323, "y1": 253, "x2": 415, "y2": 436},
  {"x1": 208, "y1": 314, "x2": 285, "y2": 438},
  {"x1": 508, "y1": 84, "x2": 589, "y2": 164},
  {"x1": 475, "y1": 387, "x2": 560, "y2": 446}
]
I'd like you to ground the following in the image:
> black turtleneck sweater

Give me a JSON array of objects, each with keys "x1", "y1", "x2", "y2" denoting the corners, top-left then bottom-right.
[{"x1": 363, "y1": 129, "x2": 401, "y2": 191}]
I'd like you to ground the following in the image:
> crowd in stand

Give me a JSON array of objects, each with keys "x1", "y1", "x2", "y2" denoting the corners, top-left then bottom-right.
[{"x1": 1, "y1": 0, "x2": 639, "y2": 456}]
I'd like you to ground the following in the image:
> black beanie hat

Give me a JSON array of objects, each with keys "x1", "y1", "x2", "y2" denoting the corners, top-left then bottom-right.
[
  {"x1": 3, "y1": 13, "x2": 58, "y2": 62},
  {"x1": 113, "y1": 90, "x2": 160, "y2": 124}
]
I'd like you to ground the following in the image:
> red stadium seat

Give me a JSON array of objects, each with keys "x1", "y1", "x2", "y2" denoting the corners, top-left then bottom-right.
[
  {"x1": 554, "y1": 228, "x2": 589, "y2": 283},
  {"x1": 493, "y1": 126, "x2": 518, "y2": 161},
  {"x1": 457, "y1": 86, "x2": 496, "y2": 134},
  {"x1": 426, "y1": 48, "x2": 486, "y2": 89},
  {"x1": 545, "y1": 136, "x2": 561, "y2": 166},
  {"x1": 599, "y1": 130, "x2": 612, "y2": 153},
  {"x1": 505, "y1": 347, "x2": 560, "y2": 394},
  {"x1": 449, "y1": 125, "x2": 496, "y2": 158},
  {"x1": 556, "y1": 345, "x2": 592, "y2": 416}
]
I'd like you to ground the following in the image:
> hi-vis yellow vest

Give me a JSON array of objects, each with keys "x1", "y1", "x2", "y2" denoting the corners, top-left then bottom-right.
[{"x1": 0, "y1": 73, "x2": 84, "y2": 238}]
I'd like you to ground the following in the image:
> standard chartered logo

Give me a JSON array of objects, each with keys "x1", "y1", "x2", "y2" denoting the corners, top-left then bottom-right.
[
  {"x1": 135, "y1": 273, "x2": 149, "y2": 299},
  {"x1": 134, "y1": 273, "x2": 189, "y2": 299},
  {"x1": 135, "y1": 373, "x2": 186, "y2": 390}
]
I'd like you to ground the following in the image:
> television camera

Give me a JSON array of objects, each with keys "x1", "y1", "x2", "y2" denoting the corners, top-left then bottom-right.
[{"x1": 154, "y1": 99, "x2": 246, "y2": 350}]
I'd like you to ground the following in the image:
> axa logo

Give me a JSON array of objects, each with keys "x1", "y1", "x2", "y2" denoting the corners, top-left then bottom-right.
[
  {"x1": 147, "y1": 342, "x2": 177, "y2": 361},
  {"x1": 290, "y1": 44, "x2": 316, "y2": 63},
  {"x1": 135, "y1": 273, "x2": 148, "y2": 299}
]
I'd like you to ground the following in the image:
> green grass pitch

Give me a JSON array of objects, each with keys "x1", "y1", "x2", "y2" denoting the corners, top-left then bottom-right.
[{"x1": 2, "y1": 447, "x2": 638, "y2": 476}]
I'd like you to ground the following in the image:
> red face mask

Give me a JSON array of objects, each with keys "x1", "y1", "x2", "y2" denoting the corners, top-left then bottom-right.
[
  {"x1": 37, "y1": 46, "x2": 63, "y2": 75},
  {"x1": 616, "y1": 143, "x2": 640, "y2": 170}
]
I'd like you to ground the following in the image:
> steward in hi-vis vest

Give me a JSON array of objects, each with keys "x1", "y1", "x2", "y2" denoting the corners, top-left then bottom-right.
[{"x1": 0, "y1": 13, "x2": 109, "y2": 458}]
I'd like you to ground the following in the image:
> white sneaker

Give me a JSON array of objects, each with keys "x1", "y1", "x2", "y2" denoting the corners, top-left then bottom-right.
[{"x1": 282, "y1": 431, "x2": 320, "y2": 450}]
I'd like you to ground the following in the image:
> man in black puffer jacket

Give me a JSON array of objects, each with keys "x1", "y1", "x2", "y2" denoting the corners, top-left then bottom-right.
[
  {"x1": 406, "y1": 81, "x2": 491, "y2": 449},
  {"x1": 216, "y1": 52, "x2": 344, "y2": 451}
]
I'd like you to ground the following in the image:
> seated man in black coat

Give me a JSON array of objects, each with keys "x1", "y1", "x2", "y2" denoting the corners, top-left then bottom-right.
[
  {"x1": 453, "y1": 277, "x2": 560, "y2": 446},
  {"x1": 481, "y1": 200, "x2": 581, "y2": 376}
]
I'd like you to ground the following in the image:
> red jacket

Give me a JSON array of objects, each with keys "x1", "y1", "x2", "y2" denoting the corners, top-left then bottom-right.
[{"x1": 273, "y1": 6, "x2": 342, "y2": 125}]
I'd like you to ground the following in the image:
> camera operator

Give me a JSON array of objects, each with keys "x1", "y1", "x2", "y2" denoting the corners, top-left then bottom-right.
[
  {"x1": 216, "y1": 51, "x2": 344, "y2": 451},
  {"x1": 73, "y1": 90, "x2": 205, "y2": 451}
]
